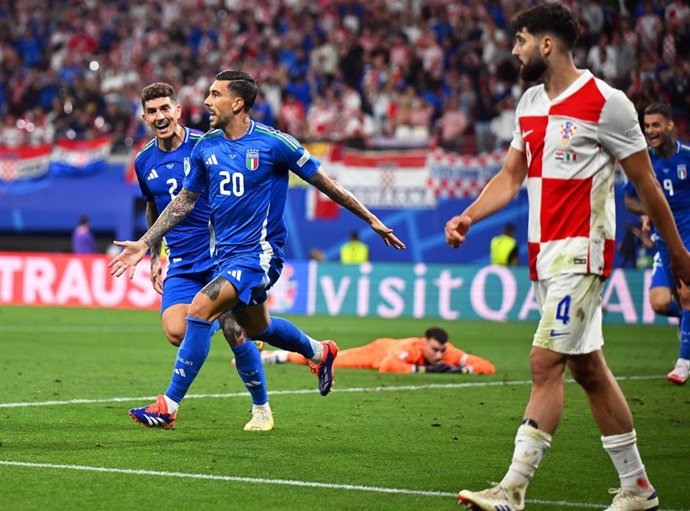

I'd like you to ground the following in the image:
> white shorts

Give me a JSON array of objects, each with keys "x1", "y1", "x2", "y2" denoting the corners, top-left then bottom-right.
[{"x1": 532, "y1": 273, "x2": 604, "y2": 355}]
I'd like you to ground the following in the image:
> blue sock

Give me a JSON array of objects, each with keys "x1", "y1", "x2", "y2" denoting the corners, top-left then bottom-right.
[
  {"x1": 231, "y1": 341, "x2": 268, "y2": 405},
  {"x1": 680, "y1": 311, "x2": 690, "y2": 359},
  {"x1": 209, "y1": 319, "x2": 221, "y2": 337},
  {"x1": 258, "y1": 317, "x2": 315, "y2": 358},
  {"x1": 666, "y1": 298, "x2": 682, "y2": 318},
  {"x1": 165, "y1": 316, "x2": 212, "y2": 404}
]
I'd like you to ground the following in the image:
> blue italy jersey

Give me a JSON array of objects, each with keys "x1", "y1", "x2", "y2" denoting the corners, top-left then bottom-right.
[
  {"x1": 134, "y1": 127, "x2": 215, "y2": 276},
  {"x1": 183, "y1": 121, "x2": 320, "y2": 268},
  {"x1": 624, "y1": 141, "x2": 690, "y2": 243}
]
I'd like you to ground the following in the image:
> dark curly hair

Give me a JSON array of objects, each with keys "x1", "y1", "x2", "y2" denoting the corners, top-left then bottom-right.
[{"x1": 511, "y1": 3, "x2": 580, "y2": 51}]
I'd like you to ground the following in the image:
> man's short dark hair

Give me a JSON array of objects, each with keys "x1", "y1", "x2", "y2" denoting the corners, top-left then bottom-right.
[
  {"x1": 425, "y1": 327, "x2": 448, "y2": 344},
  {"x1": 644, "y1": 103, "x2": 672, "y2": 120},
  {"x1": 140, "y1": 82, "x2": 177, "y2": 109},
  {"x1": 511, "y1": 3, "x2": 580, "y2": 51},
  {"x1": 215, "y1": 70, "x2": 258, "y2": 111}
]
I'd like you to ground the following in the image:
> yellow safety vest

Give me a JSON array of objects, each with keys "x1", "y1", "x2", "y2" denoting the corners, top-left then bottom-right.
[
  {"x1": 340, "y1": 240, "x2": 369, "y2": 264},
  {"x1": 490, "y1": 234, "x2": 517, "y2": 265}
]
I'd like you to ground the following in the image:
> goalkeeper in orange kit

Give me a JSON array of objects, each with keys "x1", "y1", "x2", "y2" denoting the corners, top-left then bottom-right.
[{"x1": 258, "y1": 327, "x2": 495, "y2": 374}]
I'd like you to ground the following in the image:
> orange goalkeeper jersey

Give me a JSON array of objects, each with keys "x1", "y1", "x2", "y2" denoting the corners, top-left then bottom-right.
[{"x1": 334, "y1": 337, "x2": 495, "y2": 374}]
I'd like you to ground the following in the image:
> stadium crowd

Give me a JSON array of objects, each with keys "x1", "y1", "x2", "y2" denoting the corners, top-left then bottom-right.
[{"x1": 1, "y1": 0, "x2": 689, "y2": 153}]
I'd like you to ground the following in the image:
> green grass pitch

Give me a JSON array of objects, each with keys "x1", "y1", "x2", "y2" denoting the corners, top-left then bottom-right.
[{"x1": 1, "y1": 306, "x2": 688, "y2": 510}]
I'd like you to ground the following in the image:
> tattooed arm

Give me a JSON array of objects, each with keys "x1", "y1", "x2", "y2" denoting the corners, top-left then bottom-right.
[
  {"x1": 141, "y1": 189, "x2": 199, "y2": 248},
  {"x1": 109, "y1": 188, "x2": 200, "y2": 278},
  {"x1": 306, "y1": 168, "x2": 405, "y2": 249}
]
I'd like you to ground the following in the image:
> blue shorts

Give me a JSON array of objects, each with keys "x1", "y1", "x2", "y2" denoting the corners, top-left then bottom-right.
[
  {"x1": 217, "y1": 253, "x2": 283, "y2": 307},
  {"x1": 161, "y1": 269, "x2": 217, "y2": 313},
  {"x1": 649, "y1": 251, "x2": 670, "y2": 289}
]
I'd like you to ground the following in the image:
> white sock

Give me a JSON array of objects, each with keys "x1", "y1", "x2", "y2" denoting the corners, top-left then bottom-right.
[
  {"x1": 163, "y1": 395, "x2": 179, "y2": 415},
  {"x1": 500, "y1": 424, "x2": 552, "y2": 495},
  {"x1": 262, "y1": 350, "x2": 289, "y2": 363},
  {"x1": 309, "y1": 338, "x2": 324, "y2": 364},
  {"x1": 252, "y1": 402, "x2": 271, "y2": 414},
  {"x1": 602, "y1": 430, "x2": 653, "y2": 494},
  {"x1": 277, "y1": 350, "x2": 290, "y2": 363}
]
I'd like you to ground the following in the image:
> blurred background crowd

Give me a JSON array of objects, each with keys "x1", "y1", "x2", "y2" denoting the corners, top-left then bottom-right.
[{"x1": 1, "y1": 0, "x2": 689, "y2": 154}]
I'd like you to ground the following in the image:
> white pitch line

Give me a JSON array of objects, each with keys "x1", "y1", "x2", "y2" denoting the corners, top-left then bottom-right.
[
  {"x1": 0, "y1": 460, "x2": 684, "y2": 511},
  {"x1": 0, "y1": 376, "x2": 665, "y2": 409},
  {"x1": 3, "y1": 460, "x2": 686, "y2": 511},
  {"x1": 0, "y1": 460, "x2": 607, "y2": 509},
  {"x1": 0, "y1": 460, "x2": 454, "y2": 498}
]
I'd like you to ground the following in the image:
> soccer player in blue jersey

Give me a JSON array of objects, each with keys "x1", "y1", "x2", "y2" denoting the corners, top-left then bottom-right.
[
  {"x1": 110, "y1": 70, "x2": 405, "y2": 428},
  {"x1": 624, "y1": 102, "x2": 690, "y2": 384},
  {"x1": 131, "y1": 82, "x2": 274, "y2": 431}
]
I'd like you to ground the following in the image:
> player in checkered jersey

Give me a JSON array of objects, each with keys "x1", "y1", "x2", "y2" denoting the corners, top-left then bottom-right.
[{"x1": 446, "y1": 4, "x2": 690, "y2": 511}]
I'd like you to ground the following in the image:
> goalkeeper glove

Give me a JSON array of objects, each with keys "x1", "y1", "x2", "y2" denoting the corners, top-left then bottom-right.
[
  {"x1": 424, "y1": 362, "x2": 454, "y2": 373},
  {"x1": 419, "y1": 363, "x2": 471, "y2": 374}
]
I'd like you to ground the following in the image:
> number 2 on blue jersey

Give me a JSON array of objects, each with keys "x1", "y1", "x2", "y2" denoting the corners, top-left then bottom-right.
[
  {"x1": 556, "y1": 295, "x2": 571, "y2": 325},
  {"x1": 166, "y1": 178, "x2": 178, "y2": 200}
]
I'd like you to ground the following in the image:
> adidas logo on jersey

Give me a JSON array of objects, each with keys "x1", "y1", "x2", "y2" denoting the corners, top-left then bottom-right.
[
  {"x1": 206, "y1": 154, "x2": 219, "y2": 166},
  {"x1": 147, "y1": 169, "x2": 159, "y2": 180}
]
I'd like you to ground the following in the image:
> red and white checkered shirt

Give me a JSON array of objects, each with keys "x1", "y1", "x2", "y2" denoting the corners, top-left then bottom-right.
[{"x1": 511, "y1": 70, "x2": 647, "y2": 281}]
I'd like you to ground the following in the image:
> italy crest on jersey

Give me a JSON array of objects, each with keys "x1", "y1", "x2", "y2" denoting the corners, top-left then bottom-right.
[
  {"x1": 183, "y1": 157, "x2": 190, "y2": 176},
  {"x1": 678, "y1": 164, "x2": 687, "y2": 180},
  {"x1": 246, "y1": 149, "x2": 259, "y2": 171},
  {"x1": 560, "y1": 121, "x2": 578, "y2": 146}
]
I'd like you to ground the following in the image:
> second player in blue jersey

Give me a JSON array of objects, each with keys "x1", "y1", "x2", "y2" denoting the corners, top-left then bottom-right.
[{"x1": 624, "y1": 102, "x2": 690, "y2": 384}]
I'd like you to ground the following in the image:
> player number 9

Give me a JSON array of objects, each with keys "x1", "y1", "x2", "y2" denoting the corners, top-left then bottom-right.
[{"x1": 663, "y1": 178, "x2": 674, "y2": 197}]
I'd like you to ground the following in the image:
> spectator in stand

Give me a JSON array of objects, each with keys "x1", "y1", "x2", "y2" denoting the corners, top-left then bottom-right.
[
  {"x1": 1, "y1": 0, "x2": 689, "y2": 149},
  {"x1": 587, "y1": 33, "x2": 618, "y2": 83},
  {"x1": 664, "y1": 58, "x2": 690, "y2": 133},
  {"x1": 435, "y1": 91, "x2": 468, "y2": 153},
  {"x1": 251, "y1": 90, "x2": 274, "y2": 128},
  {"x1": 474, "y1": 78, "x2": 498, "y2": 154},
  {"x1": 306, "y1": 93, "x2": 336, "y2": 141},
  {"x1": 490, "y1": 92, "x2": 516, "y2": 150},
  {"x1": 390, "y1": 84, "x2": 432, "y2": 141},
  {"x1": 636, "y1": 1, "x2": 664, "y2": 56},
  {"x1": 277, "y1": 91, "x2": 306, "y2": 140},
  {"x1": 611, "y1": 30, "x2": 637, "y2": 88},
  {"x1": 72, "y1": 216, "x2": 97, "y2": 254}
]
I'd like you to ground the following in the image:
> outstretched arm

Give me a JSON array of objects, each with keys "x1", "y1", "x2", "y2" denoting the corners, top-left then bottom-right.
[
  {"x1": 446, "y1": 147, "x2": 527, "y2": 248},
  {"x1": 307, "y1": 168, "x2": 405, "y2": 249},
  {"x1": 109, "y1": 188, "x2": 200, "y2": 278}
]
